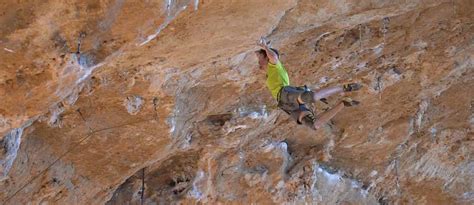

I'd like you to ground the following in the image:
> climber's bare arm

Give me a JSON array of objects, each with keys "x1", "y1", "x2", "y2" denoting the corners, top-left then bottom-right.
[
  {"x1": 258, "y1": 37, "x2": 279, "y2": 64},
  {"x1": 263, "y1": 46, "x2": 279, "y2": 64}
]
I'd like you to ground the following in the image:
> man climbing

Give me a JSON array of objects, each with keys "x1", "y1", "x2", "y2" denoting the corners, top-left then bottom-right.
[{"x1": 255, "y1": 37, "x2": 361, "y2": 130}]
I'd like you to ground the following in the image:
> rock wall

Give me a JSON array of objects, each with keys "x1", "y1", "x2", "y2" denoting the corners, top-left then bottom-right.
[{"x1": 1, "y1": 0, "x2": 473, "y2": 204}]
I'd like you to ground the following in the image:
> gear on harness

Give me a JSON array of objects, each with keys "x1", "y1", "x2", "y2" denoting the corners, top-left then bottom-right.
[
  {"x1": 303, "y1": 111, "x2": 316, "y2": 123},
  {"x1": 295, "y1": 102, "x2": 317, "y2": 125},
  {"x1": 296, "y1": 109, "x2": 317, "y2": 124},
  {"x1": 296, "y1": 86, "x2": 317, "y2": 125},
  {"x1": 276, "y1": 85, "x2": 320, "y2": 125}
]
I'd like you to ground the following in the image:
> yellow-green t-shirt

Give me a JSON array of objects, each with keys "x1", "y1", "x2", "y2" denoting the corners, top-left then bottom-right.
[{"x1": 266, "y1": 61, "x2": 290, "y2": 99}]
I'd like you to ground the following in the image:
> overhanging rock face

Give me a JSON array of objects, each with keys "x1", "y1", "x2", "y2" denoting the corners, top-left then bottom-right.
[{"x1": 1, "y1": 0, "x2": 473, "y2": 204}]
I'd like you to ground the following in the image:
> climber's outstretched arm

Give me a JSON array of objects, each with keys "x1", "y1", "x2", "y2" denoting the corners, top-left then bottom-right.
[
  {"x1": 258, "y1": 37, "x2": 279, "y2": 64},
  {"x1": 263, "y1": 46, "x2": 279, "y2": 64}
]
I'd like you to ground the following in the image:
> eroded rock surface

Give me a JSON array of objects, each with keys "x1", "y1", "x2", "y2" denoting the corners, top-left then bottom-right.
[{"x1": 1, "y1": 0, "x2": 473, "y2": 204}]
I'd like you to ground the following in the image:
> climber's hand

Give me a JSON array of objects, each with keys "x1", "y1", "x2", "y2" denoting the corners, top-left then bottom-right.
[{"x1": 258, "y1": 37, "x2": 270, "y2": 48}]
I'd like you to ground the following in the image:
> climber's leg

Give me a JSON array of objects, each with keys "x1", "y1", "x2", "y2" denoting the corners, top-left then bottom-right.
[
  {"x1": 313, "y1": 98, "x2": 359, "y2": 130},
  {"x1": 298, "y1": 83, "x2": 362, "y2": 103},
  {"x1": 313, "y1": 102, "x2": 344, "y2": 130}
]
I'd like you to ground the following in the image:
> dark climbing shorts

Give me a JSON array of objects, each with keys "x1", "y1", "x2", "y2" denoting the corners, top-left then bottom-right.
[
  {"x1": 277, "y1": 86, "x2": 316, "y2": 127},
  {"x1": 277, "y1": 86, "x2": 314, "y2": 110}
]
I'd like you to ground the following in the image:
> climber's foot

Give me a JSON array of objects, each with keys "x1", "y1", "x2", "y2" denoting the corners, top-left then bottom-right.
[
  {"x1": 343, "y1": 83, "x2": 362, "y2": 92},
  {"x1": 342, "y1": 97, "x2": 360, "y2": 107},
  {"x1": 320, "y1": 98, "x2": 329, "y2": 104}
]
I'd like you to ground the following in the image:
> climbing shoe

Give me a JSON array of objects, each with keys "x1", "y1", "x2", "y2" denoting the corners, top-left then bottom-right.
[
  {"x1": 343, "y1": 83, "x2": 362, "y2": 92},
  {"x1": 342, "y1": 97, "x2": 360, "y2": 107},
  {"x1": 320, "y1": 98, "x2": 329, "y2": 104}
]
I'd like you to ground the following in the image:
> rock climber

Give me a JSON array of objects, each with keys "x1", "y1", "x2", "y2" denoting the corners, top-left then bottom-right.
[{"x1": 255, "y1": 37, "x2": 362, "y2": 130}]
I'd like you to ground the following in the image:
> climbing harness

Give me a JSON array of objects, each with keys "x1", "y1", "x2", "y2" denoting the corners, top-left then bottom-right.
[{"x1": 277, "y1": 85, "x2": 318, "y2": 125}]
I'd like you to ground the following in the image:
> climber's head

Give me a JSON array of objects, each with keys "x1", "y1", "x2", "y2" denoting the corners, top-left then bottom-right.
[
  {"x1": 255, "y1": 49, "x2": 268, "y2": 69},
  {"x1": 255, "y1": 48, "x2": 279, "y2": 70}
]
